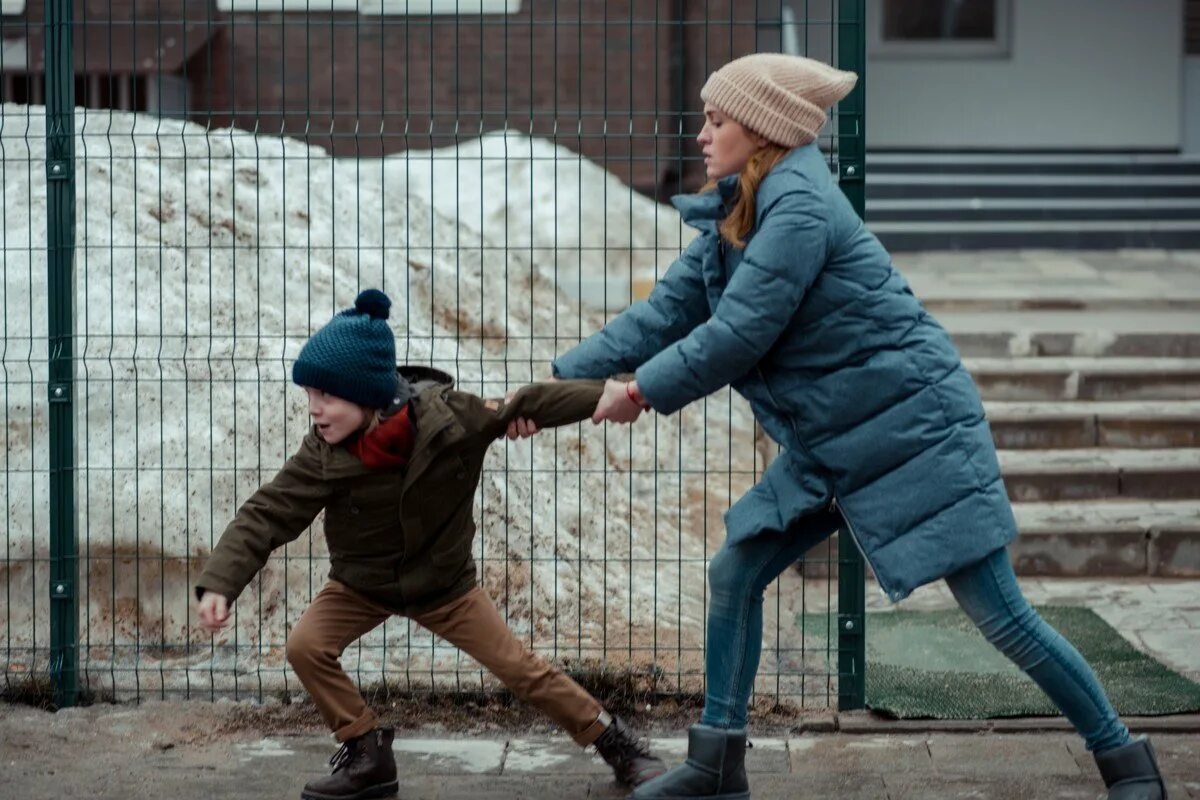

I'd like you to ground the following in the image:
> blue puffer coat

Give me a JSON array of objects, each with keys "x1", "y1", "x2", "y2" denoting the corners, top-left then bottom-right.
[{"x1": 553, "y1": 143, "x2": 1018, "y2": 601}]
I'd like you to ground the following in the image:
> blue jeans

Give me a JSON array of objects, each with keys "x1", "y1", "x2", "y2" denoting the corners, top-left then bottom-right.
[{"x1": 700, "y1": 508, "x2": 1131, "y2": 754}]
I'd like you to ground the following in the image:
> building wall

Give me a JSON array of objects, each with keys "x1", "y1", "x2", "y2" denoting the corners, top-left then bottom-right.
[
  {"x1": 1184, "y1": 0, "x2": 1200, "y2": 153},
  {"x1": 866, "y1": 0, "x2": 1184, "y2": 150},
  {"x1": 196, "y1": 1, "x2": 683, "y2": 195}
]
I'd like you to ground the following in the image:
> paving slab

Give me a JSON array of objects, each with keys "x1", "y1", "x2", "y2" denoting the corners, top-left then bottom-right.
[
  {"x1": 884, "y1": 775, "x2": 1096, "y2": 800},
  {"x1": 1134, "y1": 628, "x2": 1200, "y2": 679},
  {"x1": 751, "y1": 772, "x2": 890, "y2": 798},
  {"x1": 928, "y1": 733, "x2": 1082, "y2": 778},
  {"x1": 503, "y1": 737, "x2": 610, "y2": 775},
  {"x1": 394, "y1": 737, "x2": 506, "y2": 775},
  {"x1": 790, "y1": 734, "x2": 934, "y2": 776}
]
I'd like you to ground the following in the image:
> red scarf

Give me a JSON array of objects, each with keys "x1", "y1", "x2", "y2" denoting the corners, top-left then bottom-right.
[{"x1": 347, "y1": 404, "x2": 416, "y2": 469}]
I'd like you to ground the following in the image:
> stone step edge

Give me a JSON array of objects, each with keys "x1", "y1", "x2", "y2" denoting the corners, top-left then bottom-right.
[
  {"x1": 985, "y1": 401, "x2": 1200, "y2": 419},
  {"x1": 998, "y1": 449, "x2": 1200, "y2": 473},
  {"x1": 965, "y1": 357, "x2": 1200, "y2": 372}
]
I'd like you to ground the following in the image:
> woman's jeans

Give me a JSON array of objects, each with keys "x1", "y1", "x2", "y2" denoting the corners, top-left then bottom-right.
[{"x1": 700, "y1": 508, "x2": 1131, "y2": 754}]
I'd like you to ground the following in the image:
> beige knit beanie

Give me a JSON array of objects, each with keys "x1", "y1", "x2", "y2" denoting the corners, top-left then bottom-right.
[{"x1": 700, "y1": 53, "x2": 858, "y2": 148}]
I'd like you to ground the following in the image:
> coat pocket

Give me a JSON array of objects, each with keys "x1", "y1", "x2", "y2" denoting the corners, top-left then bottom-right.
[
  {"x1": 429, "y1": 522, "x2": 476, "y2": 567},
  {"x1": 325, "y1": 486, "x2": 403, "y2": 557},
  {"x1": 329, "y1": 558, "x2": 395, "y2": 588}
]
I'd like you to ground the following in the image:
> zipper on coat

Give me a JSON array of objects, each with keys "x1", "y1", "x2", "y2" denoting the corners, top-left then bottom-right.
[{"x1": 754, "y1": 365, "x2": 893, "y2": 600}]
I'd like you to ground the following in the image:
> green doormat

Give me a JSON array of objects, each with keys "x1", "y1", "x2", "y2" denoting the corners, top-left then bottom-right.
[{"x1": 860, "y1": 606, "x2": 1200, "y2": 719}]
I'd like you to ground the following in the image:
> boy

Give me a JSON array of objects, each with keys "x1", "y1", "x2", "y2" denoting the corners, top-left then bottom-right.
[{"x1": 196, "y1": 289, "x2": 663, "y2": 800}]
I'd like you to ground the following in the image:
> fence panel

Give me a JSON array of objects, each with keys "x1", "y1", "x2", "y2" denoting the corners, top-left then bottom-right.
[{"x1": 0, "y1": 0, "x2": 865, "y2": 711}]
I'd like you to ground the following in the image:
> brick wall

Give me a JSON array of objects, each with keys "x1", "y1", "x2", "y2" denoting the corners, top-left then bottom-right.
[
  {"x1": 195, "y1": 1, "x2": 685, "y2": 194},
  {"x1": 7, "y1": 1, "x2": 777, "y2": 196}
]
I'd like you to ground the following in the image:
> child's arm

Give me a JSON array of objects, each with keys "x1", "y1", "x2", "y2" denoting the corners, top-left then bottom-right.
[
  {"x1": 194, "y1": 430, "x2": 333, "y2": 608},
  {"x1": 447, "y1": 379, "x2": 606, "y2": 445}
]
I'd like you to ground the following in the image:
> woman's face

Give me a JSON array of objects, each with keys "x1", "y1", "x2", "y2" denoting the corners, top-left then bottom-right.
[{"x1": 696, "y1": 104, "x2": 768, "y2": 180}]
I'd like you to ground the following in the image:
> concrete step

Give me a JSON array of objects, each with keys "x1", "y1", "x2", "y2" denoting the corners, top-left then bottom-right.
[
  {"x1": 915, "y1": 287, "x2": 1200, "y2": 313},
  {"x1": 867, "y1": 172, "x2": 1200, "y2": 198},
  {"x1": 966, "y1": 357, "x2": 1200, "y2": 401},
  {"x1": 985, "y1": 401, "x2": 1200, "y2": 449},
  {"x1": 869, "y1": 198, "x2": 1200, "y2": 223},
  {"x1": 864, "y1": 153, "x2": 1200, "y2": 247},
  {"x1": 874, "y1": 220, "x2": 1200, "y2": 251},
  {"x1": 1009, "y1": 499, "x2": 1200, "y2": 577},
  {"x1": 866, "y1": 152, "x2": 1200, "y2": 177},
  {"x1": 998, "y1": 449, "x2": 1200, "y2": 502},
  {"x1": 937, "y1": 310, "x2": 1200, "y2": 358},
  {"x1": 804, "y1": 497, "x2": 1200, "y2": 579}
]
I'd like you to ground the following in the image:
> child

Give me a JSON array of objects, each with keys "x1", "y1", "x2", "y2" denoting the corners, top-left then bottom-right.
[{"x1": 195, "y1": 289, "x2": 664, "y2": 800}]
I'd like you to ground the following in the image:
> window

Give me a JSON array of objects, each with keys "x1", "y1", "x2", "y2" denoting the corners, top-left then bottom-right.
[
  {"x1": 870, "y1": 0, "x2": 1010, "y2": 58},
  {"x1": 215, "y1": 0, "x2": 521, "y2": 13}
]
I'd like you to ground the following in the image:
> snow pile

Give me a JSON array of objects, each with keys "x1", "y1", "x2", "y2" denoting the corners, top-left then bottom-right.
[{"x1": 0, "y1": 105, "x2": 826, "y2": 703}]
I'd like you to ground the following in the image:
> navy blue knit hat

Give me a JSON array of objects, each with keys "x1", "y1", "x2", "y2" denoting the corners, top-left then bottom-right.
[{"x1": 292, "y1": 289, "x2": 399, "y2": 409}]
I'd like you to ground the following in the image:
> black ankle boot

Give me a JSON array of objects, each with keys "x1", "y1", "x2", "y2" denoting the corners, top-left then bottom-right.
[
  {"x1": 301, "y1": 727, "x2": 399, "y2": 800},
  {"x1": 629, "y1": 724, "x2": 750, "y2": 800},
  {"x1": 593, "y1": 714, "x2": 666, "y2": 786},
  {"x1": 1095, "y1": 737, "x2": 1167, "y2": 799}
]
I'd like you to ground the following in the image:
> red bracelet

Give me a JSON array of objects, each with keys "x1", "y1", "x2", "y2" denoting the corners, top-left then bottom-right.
[{"x1": 625, "y1": 382, "x2": 650, "y2": 411}]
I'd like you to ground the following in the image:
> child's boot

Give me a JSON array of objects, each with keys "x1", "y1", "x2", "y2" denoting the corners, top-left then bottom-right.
[
  {"x1": 630, "y1": 724, "x2": 750, "y2": 799},
  {"x1": 1095, "y1": 737, "x2": 1167, "y2": 799},
  {"x1": 592, "y1": 714, "x2": 666, "y2": 786},
  {"x1": 301, "y1": 726, "x2": 399, "y2": 800}
]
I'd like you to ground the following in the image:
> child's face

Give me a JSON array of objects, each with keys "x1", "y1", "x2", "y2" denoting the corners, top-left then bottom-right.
[{"x1": 304, "y1": 387, "x2": 367, "y2": 444}]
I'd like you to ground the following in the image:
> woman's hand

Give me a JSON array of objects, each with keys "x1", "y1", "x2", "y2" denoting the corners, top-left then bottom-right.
[
  {"x1": 197, "y1": 590, "x2": 231, "y2": 633},
  {"x1": 591, "y1": 379, "x2": 648, "y2": 424}
]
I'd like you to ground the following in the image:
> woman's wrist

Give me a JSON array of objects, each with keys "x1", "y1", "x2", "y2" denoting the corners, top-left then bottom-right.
[{"x1": 625, "y1": 381, "x2": 650, "y2": 411}]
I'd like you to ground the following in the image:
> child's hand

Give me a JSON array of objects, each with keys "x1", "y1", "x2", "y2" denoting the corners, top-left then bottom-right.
[
  {"x1": 505, "y1": 416, "x2": 541, "y2": 440},
  {"x1": 197, "y1": 591, "x2": 231, "y2": 633},
  {"x1": 503, "y1": 378, "x2": 556, "y2": 440},
  {"x1": 591, "y1": 379, "x2": 645, "y2": 424}
]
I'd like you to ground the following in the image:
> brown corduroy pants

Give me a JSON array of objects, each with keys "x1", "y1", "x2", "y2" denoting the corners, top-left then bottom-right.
[{"x1": 285, "y1": 580, "x2": 606, "y2": 745}]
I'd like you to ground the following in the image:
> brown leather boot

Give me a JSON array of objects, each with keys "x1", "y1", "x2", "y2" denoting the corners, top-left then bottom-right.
[
  {"x1": 300, "y1": 726, "x2": 398, "y2": 800},
  {"x1": 592, "y1": 715, "x2": 667, "y2": 786}
]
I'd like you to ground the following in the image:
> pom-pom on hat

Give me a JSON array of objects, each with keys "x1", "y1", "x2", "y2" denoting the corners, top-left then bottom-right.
[{"x1": 292, "y1": 289, "x2": 399, "y2": 409}]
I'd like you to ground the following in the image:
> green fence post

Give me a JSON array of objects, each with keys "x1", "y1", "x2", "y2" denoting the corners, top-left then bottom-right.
[
  {"x1": 44, "y1": 0, "x2": 79, "y2": 708},
  {"x1": 836, "y1": 0, "x2": 867, "y2": 712}
]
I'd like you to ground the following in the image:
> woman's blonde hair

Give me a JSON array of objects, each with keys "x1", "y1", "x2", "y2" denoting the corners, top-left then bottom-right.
[{"x1": 703, "y1": 143, "x2": 790, "y2": 249}]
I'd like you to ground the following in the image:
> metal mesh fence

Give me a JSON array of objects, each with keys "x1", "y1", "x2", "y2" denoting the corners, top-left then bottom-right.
[{"x1": 1, "y1": 0, "x2": 865, "y2": 710}]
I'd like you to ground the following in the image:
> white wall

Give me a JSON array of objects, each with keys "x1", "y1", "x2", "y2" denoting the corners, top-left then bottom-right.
[
  {"x1": 866, "y1": 0, "x2": 1184, "y2": 150},
  {"x1": 1185, "y1": 57, "x2": 1200, "y2": 154}
]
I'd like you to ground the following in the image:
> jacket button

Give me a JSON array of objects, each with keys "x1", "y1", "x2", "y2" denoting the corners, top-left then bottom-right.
[
  {"x1": 350, "y1": 505, "x2": 360, "y2": 515},
  {"x1": 456, "y1": 470, "x2": 465, "y2": 480}
]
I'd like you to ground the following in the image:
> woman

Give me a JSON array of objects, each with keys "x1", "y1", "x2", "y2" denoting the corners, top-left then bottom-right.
[{"x1": 511, "y1": 53, "x2": 1168, "y2": 800}]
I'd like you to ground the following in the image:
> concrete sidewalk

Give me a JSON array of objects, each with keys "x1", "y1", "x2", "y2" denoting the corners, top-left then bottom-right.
[
  {"x1": 2, "y1": 701, "x2": 1198, "y2": 799},
  {"x1": 4, "y1": 576, "x2": 1198, "y2": 798}
]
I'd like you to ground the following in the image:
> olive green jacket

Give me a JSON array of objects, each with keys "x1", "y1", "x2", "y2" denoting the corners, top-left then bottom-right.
[{"x1": 196, "y1": 369, "x2": 604, "y2": 615}]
